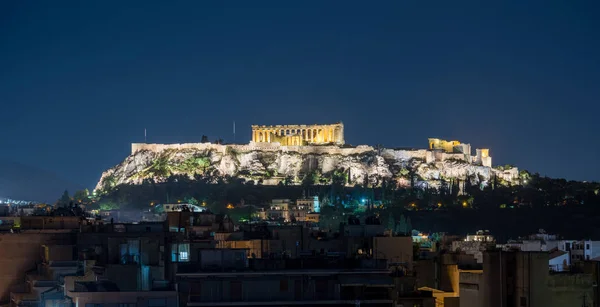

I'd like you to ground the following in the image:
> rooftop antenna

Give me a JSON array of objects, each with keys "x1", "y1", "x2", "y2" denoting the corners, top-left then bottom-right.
[
  {"x1": 144, "y1": 128, "x2": 147, "y2": 143},
  {"x1": 233, "y1": 121, "x2": 236, "y2": 144}
]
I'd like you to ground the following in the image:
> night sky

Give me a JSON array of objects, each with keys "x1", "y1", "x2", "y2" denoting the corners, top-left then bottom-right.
[{"x1": 1, "y1": 1, "x2": 599, "y2": 193}]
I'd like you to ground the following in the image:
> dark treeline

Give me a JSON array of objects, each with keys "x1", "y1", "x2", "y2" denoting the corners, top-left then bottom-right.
[{"x1": 95, "y1": 172, "x2": 600, "y2": 240}]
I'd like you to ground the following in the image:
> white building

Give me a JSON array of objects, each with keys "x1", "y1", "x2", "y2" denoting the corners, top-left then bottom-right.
[
  {"x1": 265, "y1": 197, "x2": 320, "y2": 222},
  {"x1": 549, "y1": 250, "x2": 570, "y2": 272},
  {"x1": 558, "y1": 240, "x2": 600, "y2": 262},
  {"x1": 296, "y1": 196, "x2": 320, "y2": 213},
  {"x1": 465, "y1": 232, "x2": 494, "y2": 243},
  {"x1": 451, "y1": 231, "x2": 495, "y2": 263},
  {"x1": 498, "y1": 232, "x2": 600, "y2": 271}
]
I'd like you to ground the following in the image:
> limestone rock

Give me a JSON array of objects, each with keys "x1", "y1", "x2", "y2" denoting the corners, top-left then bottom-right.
[{"x1": 94, "y1": 143, "x2": 519, "y2": 192}]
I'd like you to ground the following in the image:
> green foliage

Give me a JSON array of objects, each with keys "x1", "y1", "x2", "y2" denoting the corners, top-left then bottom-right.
[
  {"x1": 387, "y1": 212, "x2": 395, "y2": 231},
  {"x1": 73, "y1": 189, "x2": 89, "y2": 202},
  {"x1": 264, "y1": 169, "x2": 277, "y2": 178},
  {"x1": 519, "y1": 170, "x2": 532, "y2": 184},
  {"x1": 331, "y1": 168, "x2": 349, "y2": 185},
  {"x1": 302, "y1": 170, "x2": 322, "y2": 186},
  {"x1": 184, "y1": 196, "x2": 199, "y2": 206},
  {"x1": 496, "y1": 164, "x2": 516, "y2": 171},
  {"x1": 399, "y1": 167, "x2": 410, "y2": 177},
  {"x1": 227, "y1": 206, "x2": 255, "y2": 223},
  {"x1": 57, "y1": 190, "x2": 71, "y2": 206},
  {"x1": 179, "y1": 156, "x2": 211, "y2": 174},
  {"x1": 99, "y1": 201, "x2": 119, "y2": 211},
  {"x1": 101, "y1": 175, "x2": 117, "y2": 192},
  {"x1": 139, "y1": 154, "x2": 173, "y2": 179},
  {"x1": 318, "y1": 204, "x2": 341, "y2": 231},
  {"x1": 396, "y1": 214, "x2": 408, "y2": 235}
]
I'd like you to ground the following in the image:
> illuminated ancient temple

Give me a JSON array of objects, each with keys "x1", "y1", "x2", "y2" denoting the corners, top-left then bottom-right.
[{"x1": 251, "y1": 123, "x2": 344, "y2": 145}]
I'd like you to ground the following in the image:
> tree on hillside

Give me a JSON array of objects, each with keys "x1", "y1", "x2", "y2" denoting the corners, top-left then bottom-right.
[
  {"x1": 201, "y1": 135, "x2": 209, "y2": 143},
  {"x1": 73, "y1": 189, "x2": 89, "y2": 203},
  {"x1": 57, "y1": 190, "x2": 71, "y2": 207},
  {"x1": 396, "y1": 214, "x2": 408, "y2": 235},
  {"x1": 387, "y1": 212, "x2": 395, "y2": 232}
]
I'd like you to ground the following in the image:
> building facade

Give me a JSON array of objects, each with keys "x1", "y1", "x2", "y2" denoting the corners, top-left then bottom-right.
[
  {"x1": 428, "y1": 138, "x2": 492, "y2": 167},
  {"x1": 251, "y1": 123, "x2": 344, "y2": 145}
]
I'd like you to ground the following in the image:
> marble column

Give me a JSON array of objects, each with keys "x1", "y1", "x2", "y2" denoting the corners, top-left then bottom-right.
[{"x1": 330, "y1": 128, "x2": 334, "y2": 143}]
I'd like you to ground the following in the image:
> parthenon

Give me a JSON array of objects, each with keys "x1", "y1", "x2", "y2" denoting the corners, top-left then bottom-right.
[{"x1": 251, "y1": 123, "x2": 344, "y2": 146}]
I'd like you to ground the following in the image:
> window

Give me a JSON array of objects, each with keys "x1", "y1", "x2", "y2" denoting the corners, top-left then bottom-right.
[
  {"x1": 170, "y1": 243, "x2": 190, "y2": 262},
  {"x1": 587, "y1": 244, "x2": 590, "y2": 250},
  {"x1": 120, "y1": 239, "x2": 141, "y2": 264}
]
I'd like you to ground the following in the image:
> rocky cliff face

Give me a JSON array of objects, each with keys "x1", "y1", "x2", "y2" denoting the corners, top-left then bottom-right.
[{"x1": 95, "y1": 144, "x2": 519, "y2": 192}]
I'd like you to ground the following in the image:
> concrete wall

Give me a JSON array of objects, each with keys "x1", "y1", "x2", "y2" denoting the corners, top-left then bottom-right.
[
  {"x1": 0, "y1": 232, "x2": 74, "y2": 303},
  {"x1": 415, "y1": 260, "x2": 436, "y2": 289},
  {"x1": 20, "y1": 216, "x2": 81, "y2": 230},
  {"x1": 381, "y1": 149, "x2": 430, "y2": 162},
  {"x1": 442, "y1": 264, "x2": 460, "y2": 293},
  {"x1": 547, "y1": 274, "x2": 594, "y2": 307},
  {"x1": 43, "y1": 245, "x2": 75, "y2": 262},
  {"x1": 132, "y1": 143, "x2": 375, "y2": 156},
  {"x1": 482, "y1": 251, "x2": 550, "y2": 307},
  {"x1": 513, "y1": 252, "x2": 549, "y2": 307},
  {"x1": 459, "y1": 270, "x2": 483, "y2": 307},
  {"x1": 373, "y1": 236, "x2": 413, "y2": 269}
]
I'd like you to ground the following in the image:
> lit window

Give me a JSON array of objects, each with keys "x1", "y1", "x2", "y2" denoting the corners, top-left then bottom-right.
[
  {"x1": 171, "y1": 243, "x2": 190, "y2": 262},
  {"x1": 180, "y1": 251, "x2": 189, "y2": 261}
]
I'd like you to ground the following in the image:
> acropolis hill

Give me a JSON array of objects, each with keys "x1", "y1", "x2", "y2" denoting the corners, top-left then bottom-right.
[{"x1": 95, "y1": 123, "x2": 519, "y2": 192}]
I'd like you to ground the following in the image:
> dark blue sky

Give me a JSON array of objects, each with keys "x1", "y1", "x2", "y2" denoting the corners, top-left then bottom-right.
[{"x1": 1, "y1": 1, "x2": 599, "y2": 191}]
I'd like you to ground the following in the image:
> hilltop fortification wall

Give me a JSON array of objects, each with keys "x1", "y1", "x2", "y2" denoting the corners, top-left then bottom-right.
[
  {"x1": 381, "y1": 149, "x2": 433, "y2": 163},
  {"x1": 132, "y1": 143, "x2": 374, "y2": 156}
]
